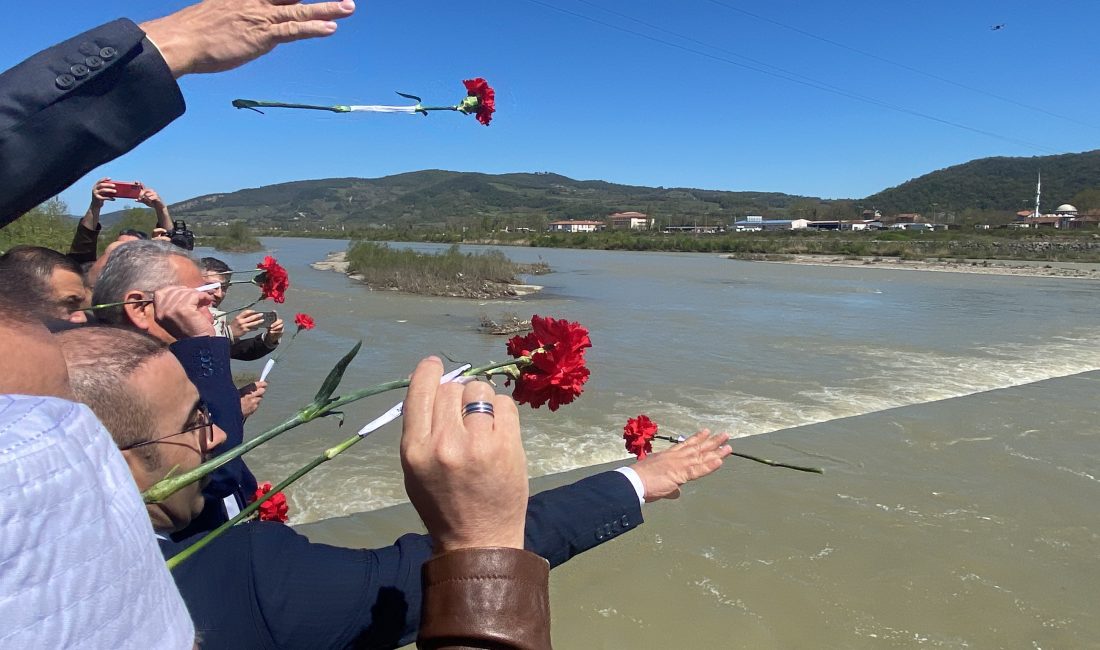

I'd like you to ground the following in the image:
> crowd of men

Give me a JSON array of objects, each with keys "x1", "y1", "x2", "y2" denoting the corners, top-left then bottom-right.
[{"x1": 0, "y1": 1, "x2": 733, "y2": 648}]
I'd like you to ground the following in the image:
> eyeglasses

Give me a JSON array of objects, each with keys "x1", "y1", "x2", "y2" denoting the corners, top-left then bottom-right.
[{"x1": 119, "y1": 403, "x2": 215, "y2": 451}]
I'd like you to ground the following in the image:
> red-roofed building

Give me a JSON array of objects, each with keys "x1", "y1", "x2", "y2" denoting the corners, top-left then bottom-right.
[{"x1": 608, "y1": 211, "x2": 651, "y2": 230}]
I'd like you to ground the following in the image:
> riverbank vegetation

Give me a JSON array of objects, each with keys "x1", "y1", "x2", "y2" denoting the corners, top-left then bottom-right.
[
  {"x1": 198, "y1": 222, "x2": 264, "y2": 253},
  {"x1": 0, "y1": 198, "x2": 72, "y2": 252},
  {"x1": 345, "y1": 242, "x2": 549, "y2": 299}
]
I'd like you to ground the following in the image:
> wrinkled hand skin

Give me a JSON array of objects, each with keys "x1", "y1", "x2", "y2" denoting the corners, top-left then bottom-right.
[
  {"x1": 632, "y1": 429, "x2": 733, "y2": 502},
  {"x1": 400, "y1": 357, "x2": 527, "y2": 554},
  {"x1": 154, "y1": 286, "x2": 215, "y2": 339},
  {"x1": 140, "y1": 0, "x2": 356, "y2": 78}
]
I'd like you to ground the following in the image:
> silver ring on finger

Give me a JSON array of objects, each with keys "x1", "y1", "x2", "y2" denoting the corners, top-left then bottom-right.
[{"x1": 461, "y1": 401, "x2": 495, "y2": 418}]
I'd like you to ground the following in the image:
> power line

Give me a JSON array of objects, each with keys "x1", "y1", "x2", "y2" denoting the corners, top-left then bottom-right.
[
  {"x1": 702, "y1": 0, "x2": 1099, "y2": 131},
  {"x1": 519, "y1": 0, "x2": 1060, "y2": 154}
]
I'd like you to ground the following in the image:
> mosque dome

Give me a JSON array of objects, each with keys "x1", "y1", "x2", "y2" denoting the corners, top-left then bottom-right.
[{"x1": 1055, "y1": 204, "x2": 1078, "y2": 213}]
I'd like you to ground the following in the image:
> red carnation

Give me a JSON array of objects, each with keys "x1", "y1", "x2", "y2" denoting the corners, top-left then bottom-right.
[
  {"x1": 294, "y1": 312, "x2": 315, "y2": 330},
  {"x1": 623, "y1": 415, "x2": 657, "y2": 460},
  {"x1": 462, "y1": 78, "x2": 496, "y2": 126},
  {"x1": 252, "y1": 481, "x2": 289, "y2": 523},
  {"x1": 505, "y1": 315, "x2": 591, "y2": 411},
  {"x1": 255, "y1": 256, "x2": 290, "y2": 303}
]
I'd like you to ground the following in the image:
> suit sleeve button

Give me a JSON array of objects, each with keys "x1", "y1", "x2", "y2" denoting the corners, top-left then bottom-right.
[
  {"x1": 84, "y1": 55, "x2": 104, "y2": 69},
  {"x1": 55, "y1": 74, "x2": 76, "y2": 89},
  {"x1": 99, "y1": 46, "x2": 117, "y2": 59},
  {"x1": 70, "y1": 63, "x2": 90, "y2": 78},
  {"x1": 78, "y1": 41, "x2": 99, "y2": 56}
]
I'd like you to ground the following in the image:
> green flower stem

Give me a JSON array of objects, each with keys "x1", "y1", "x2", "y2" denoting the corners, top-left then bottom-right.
[
  {"x1": 143, "y1": 352, "x2": 531, "y2": 504},
  {"x1": 232, "y1": 99, "x2": 351, "y2": 113},
  {"x1": 217, "y1": 298, "x2": 261, "y2": 318},
  {"x1": 166, "y1": 430, "x2": 364, "y2": 570},
  {"x1": 653, "y1": 434, "x2": 824, "y2": 474}
]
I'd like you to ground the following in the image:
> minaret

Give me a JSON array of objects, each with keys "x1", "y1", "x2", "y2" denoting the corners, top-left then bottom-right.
[{"x1": 1034, "y1": 172, "x2": 1042, "y2": 219}]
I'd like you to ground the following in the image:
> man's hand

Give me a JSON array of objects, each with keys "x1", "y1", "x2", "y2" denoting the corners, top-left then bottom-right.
[
  {"x1": 400, "y1": 357, "x2": 527, "y2": 554},
  {"x1": 229, "y1": 310, "x2": 265, "y2": 339},
  {"x1": 239, "y1": 381, "x2": 267, "y2": 419},
  {"x1": 91, "y1": 178, "x2": 116, "y2": 205},
  {"x1": 153, "y1": 286, "x2": 215, "y2": 339},
  {"x1": 632, "y1": 430, "x2": 732, "y2": 502},
  {"x1": 137, "y1": 188, "x2": 165, "y2": 209},
  {"x1": 139, "y1": 0, "x2": 356, "y2": 78},
  {"x1": 263, "y1": 318, "x2": 284, "y2": 346}
]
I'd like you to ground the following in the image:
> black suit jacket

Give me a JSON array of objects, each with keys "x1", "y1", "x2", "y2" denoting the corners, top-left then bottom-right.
[
  {"x1": 161, "y1": 470, "x2": 643, "y2": 649},
  {"x1": 0, "y1": 19, "x2": 184, "y2": 223},
  {"x1": 170, "y1": 336, "x2": 258, "y2": 538}
]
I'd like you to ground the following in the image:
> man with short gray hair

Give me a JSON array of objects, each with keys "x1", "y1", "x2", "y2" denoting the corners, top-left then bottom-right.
[
  {"x1": 92, "y1": 239, "x2": 206, "y2": 342},
  {"x1": 90, "y1": 238, "x2": 258, "y2": 535}
]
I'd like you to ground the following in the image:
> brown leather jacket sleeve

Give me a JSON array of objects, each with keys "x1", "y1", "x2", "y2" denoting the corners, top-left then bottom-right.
[{"x1": 417, "y1": 548, "x2": 551, "y2": 650}]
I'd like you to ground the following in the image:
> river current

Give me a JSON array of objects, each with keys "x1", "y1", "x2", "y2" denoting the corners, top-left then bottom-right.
[{"x1": 202, "y1": 237, "x2": 1100, "y2": 648}]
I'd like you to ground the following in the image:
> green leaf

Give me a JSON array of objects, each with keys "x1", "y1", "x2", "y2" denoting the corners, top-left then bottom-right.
[{"x1": 312, "y1": 341, "x2": 362, "y2": 407}]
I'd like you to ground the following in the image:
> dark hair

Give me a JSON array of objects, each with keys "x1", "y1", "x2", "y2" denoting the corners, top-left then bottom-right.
[
  {"x1": 119, "y1": 229, "x2": 150, "y2": 240},
  {"x1": 199, "y1": 257, "x2": 231, "y2": 275},
  {"x1": 0, "y1": 245, "x2": 84, "y2": 282},
  {"x1": 0, "y1": 269, "x2": 53, "y2": 325}
]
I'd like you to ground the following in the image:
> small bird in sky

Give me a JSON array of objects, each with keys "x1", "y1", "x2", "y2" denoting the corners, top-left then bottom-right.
[{"x1": 991, "y1": 23, "x2": 1006, "y2": 31}]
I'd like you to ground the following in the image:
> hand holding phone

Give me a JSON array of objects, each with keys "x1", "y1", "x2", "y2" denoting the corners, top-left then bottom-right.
[
  {"x1": 260, "y1": 311, "x2": 278, "y2": 328},
  {"x1": 112, "y1": 181, "x2": 144, "y2": 200}
]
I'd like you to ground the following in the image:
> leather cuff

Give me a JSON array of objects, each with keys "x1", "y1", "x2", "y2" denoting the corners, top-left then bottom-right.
[{"x1": 418, "y1": 547, "x2": 551, "y2": 650}]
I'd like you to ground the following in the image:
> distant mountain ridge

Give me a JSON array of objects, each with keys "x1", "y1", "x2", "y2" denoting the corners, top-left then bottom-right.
[
  {"x1": 102, "y1": 151, "x2": 1100, "y2": 227},
  {"x1": 146, "y1": 170, "x2": 821, "y2": 229},
  {"x1": 866, "y1": 149, "x2": 1100, "y2": 214}
]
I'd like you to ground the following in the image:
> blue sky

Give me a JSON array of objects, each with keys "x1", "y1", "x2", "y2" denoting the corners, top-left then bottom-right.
[{"x1": 7, "y1": 1, "x2": 1100, "y2": 212}]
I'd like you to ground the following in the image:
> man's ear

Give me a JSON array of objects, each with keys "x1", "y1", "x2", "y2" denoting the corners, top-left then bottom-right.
[{"x1": 122, "y1": 290, "x2": 152, "y2": 330}]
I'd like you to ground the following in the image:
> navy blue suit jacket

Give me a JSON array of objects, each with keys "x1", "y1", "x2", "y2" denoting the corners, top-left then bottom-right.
[
  {"x1": 0, "y1": 19, "x2": 184, "y2": 223},
  {"x1": 161, "y1": 470, "x2": 643, "y2": 649},
  {"x1": 170, "y1": 336, "x2": 258, "y2": 537}
]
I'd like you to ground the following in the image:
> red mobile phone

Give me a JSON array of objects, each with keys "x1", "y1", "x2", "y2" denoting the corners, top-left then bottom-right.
[{"x1": 112, "y1": 181, "x2": 143, "y2": 199}]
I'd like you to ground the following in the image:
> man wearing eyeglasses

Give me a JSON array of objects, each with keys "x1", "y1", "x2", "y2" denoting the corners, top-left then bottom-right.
[
  {"x1": 57, "y1": 326, "x2": 732, "y2": 649},
  {"x1": 92, "y1": 239, "x2": 259, "y2": 536},
  {"x1": 59, "y1": 327, "x2": 228, "y2": 532}
]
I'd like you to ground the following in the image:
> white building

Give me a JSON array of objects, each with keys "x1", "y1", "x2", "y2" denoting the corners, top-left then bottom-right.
[{"x1": 548, "y1": 220, "x2": 604, "y2": 233}]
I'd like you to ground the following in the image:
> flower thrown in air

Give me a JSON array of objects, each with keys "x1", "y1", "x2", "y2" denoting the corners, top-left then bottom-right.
[
  {"x1": 623, "y1": 415, "x2": 658, "y2": 460},
  {"x1": 459, "y1": 78, "x2": 496, "y2": 126},
  {"x1": 231, "y1": 78, "x2": 497, "y2": 126},
  {"x1": 505, "y1": 315, "x2": 591, "y2": 411},
  {"x1": 252, "y1": 482, "x2": 289, "y2": 523}
]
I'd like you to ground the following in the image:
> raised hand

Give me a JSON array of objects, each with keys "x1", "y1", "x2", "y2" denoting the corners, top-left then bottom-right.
[
  {"x1": 137, "y1": 188, "x2": 164, "y2": 208},
  {"x1": 400, "y1": 357, "x2": 527, "y2": 554},
  {"x1": 153, "y1": 286, "x2": 215, "y2": 339},
  {"x1": 632, "y1": 429, "x2": 732, "y2": 502},
  {"x1": 140, "y1": 0, "x2": 356, "y2": 78},
  {"x1": 230, "y1": 310, "x2": 265, "y2": 339},
  {"x1": 91, "y1": 178, "x2": 116, "y2": 204}
]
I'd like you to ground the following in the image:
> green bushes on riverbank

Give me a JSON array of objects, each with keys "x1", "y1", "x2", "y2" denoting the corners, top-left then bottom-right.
[
  {"x1": 345, "y1": 242, "x2": 548, "y2": 298},
  {"x1": 198, "y1": 222, "x2": 263, "y2": 253}
]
